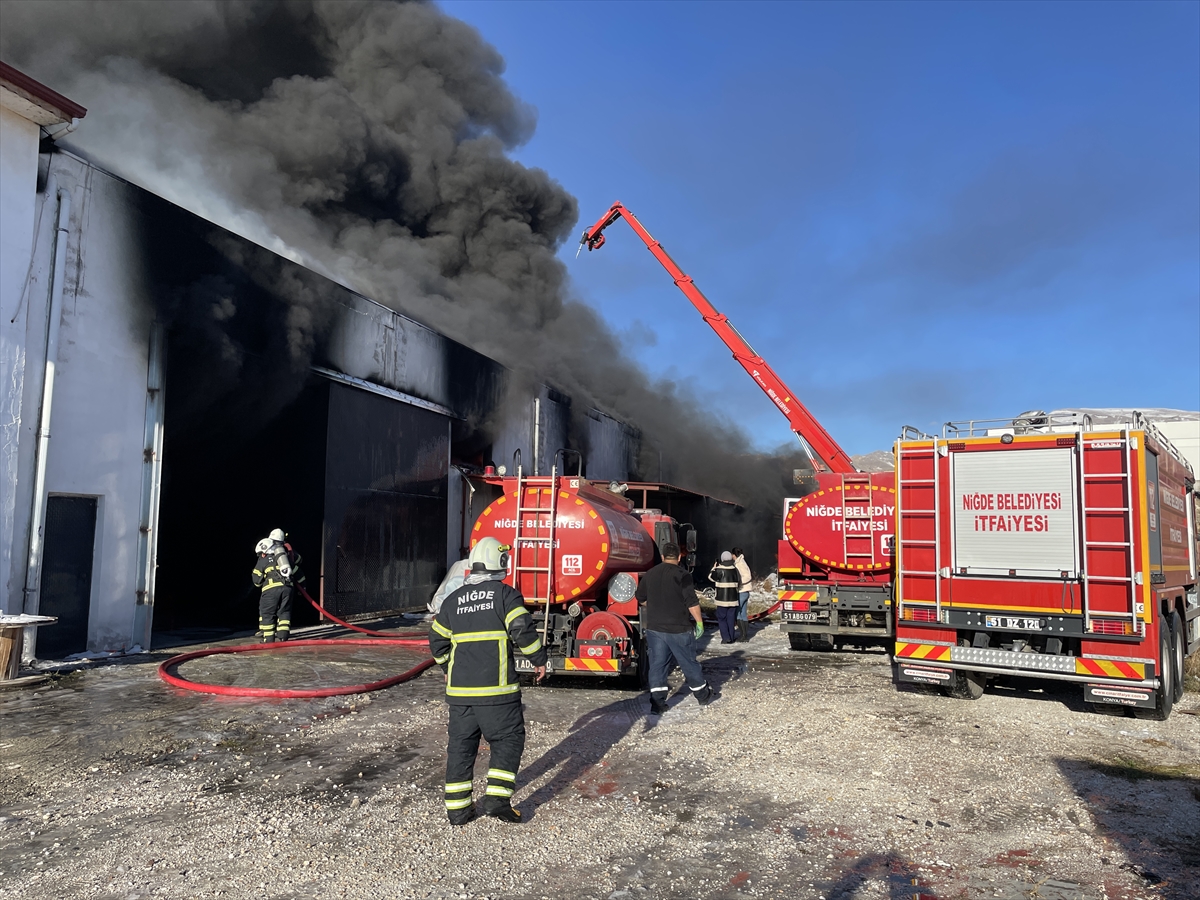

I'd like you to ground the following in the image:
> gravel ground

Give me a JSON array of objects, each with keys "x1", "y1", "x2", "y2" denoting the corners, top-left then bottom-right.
[{"x1": 2, "y1": 600, "x2": 1198, "y2": 900}]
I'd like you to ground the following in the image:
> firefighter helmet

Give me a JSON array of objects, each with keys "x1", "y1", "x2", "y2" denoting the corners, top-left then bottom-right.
[
  {"x1": 269, "y1": 528, "x2": 285, "y2": 542},
  {"x1": 468, "y1": 537, "x2": 510, "y2": 573}
]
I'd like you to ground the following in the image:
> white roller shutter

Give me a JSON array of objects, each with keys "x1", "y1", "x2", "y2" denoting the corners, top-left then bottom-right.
[{"x1": 952, "y1": 447, "x2": 1079, "y2": 578}]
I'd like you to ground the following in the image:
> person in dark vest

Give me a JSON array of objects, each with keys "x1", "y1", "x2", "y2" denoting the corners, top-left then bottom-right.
[
  {"x1": 428, "y1": 537, "x2": 547, "y2": 825},
  {"x1": 636, "y1": 542, "x2": 715, "y2": 715},
  {"x1": 251, "y1": 528, "x2": 304, "y2": 643}
]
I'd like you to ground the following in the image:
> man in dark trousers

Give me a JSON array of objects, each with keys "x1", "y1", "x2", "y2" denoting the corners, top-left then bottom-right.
[
  {"x1": 428, "y1": 537, "x2": 547, "y2": 826},
  {"x1": 636, "y1": 542, "x2": 715, "y2": 715},
  {"x1": 251, "y1": 528, "x2": 304, "y2": 643}
]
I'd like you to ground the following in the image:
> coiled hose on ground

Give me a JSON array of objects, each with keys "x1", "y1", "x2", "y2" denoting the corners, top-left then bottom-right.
[{"x1": 156, "y1": 586, "x2": 433, "y2": 699}]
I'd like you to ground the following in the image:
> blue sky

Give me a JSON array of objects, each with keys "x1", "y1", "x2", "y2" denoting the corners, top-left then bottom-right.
[{"x1": 440, "y1": 1, "x2": 1199, "y2": 455}]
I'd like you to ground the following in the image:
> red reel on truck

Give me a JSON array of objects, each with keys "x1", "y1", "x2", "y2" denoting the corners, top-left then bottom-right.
[{"x1": 576, "y1": 611, "x2": 630, "y2": 643}]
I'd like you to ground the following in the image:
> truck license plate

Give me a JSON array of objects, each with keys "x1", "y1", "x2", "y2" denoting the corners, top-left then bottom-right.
[
  {"x1": 985, "y1": 615, "x2": 1043, "y2": 631},
  {"x1": 787, "y1": 612, "x2": 823, "y2": 621},
  {"x1": 514, "y1": 657, "x2": 536, "y2": 672}
]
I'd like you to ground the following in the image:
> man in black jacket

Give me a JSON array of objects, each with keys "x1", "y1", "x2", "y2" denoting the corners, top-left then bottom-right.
[
  {"x1": 428, "y1": 537, "x2": 547, "y2": 825},
  {"x1": 635, "y1": 542, "x2": 714, "y2": 715}
]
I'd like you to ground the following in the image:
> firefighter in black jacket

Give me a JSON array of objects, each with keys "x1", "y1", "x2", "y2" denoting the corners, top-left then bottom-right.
[
  {"x1": 251, "y1": 528, "x2": 305, "y2": 643},
  {"x1": 428, "y1": 537, "x2": 547, "y2": 825}
]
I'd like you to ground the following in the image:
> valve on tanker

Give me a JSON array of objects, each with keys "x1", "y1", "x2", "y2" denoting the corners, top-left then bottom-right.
[{"x1": 567, "y1": 602, "x2": 583, "y2": 619}]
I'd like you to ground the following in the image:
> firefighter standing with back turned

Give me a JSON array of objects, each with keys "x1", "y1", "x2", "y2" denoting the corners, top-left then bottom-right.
[
  {"x1": 251, "y1": 528, "x2": 304, "y2": 643},
  {"x1": 428, "y1": 537, "x2": 547, "y2": 825}
]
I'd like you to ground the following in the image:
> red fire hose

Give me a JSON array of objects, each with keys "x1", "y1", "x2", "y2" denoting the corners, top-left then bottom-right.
[{"x1": 156, "y1": 587, "x2": 433, "y2": 698}]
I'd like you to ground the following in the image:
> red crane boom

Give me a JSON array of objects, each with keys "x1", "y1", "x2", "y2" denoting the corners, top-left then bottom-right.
[{"x1": 579, "y1": 201, "x2": 856, "y2": 474}]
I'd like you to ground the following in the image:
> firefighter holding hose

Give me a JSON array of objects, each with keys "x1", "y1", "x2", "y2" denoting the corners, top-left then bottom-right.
[
  {"x1": 429, "y1": 537, "x2": 547, "y2": 825},
  {"x1": 251, "y1": 528, "x2": 305, "y2": 643}
]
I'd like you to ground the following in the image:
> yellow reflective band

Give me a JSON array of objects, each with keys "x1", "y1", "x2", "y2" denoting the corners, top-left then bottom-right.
[
  {"x1": 485, "y1": 785, "x2": 514, "y2": 797},
  {"x1": 444, "y1": 798, "x2": 473, "y2": 810},
  {"x1": 451, "y1": 630, "x2": 508, "y2": 643},
  {"x1": 252, "y1": 569, "x2": 263, "y2": 576},
  {"x1": 446, "y1": 684, "x2": 520, "y2": 698},
  {"x1": 432, "y1": 654, "x2": 450, "y2": 665},
  {"x1": 519, "y1": 639, "x2": 542, "y2": 654},
  {"x1": 278, "y1": 620, "x2": 290, "y2": 626},
  {"x1": 444, "y1": 781, "x2": 473, "y2": 793},
  {"x1": 505, "y1": 607, "x2": 529, "y2": 626},
  {"x1": 431, "y1": 620, "x2": 453, "y2": 638},
  {"x1": 486, "y1": 769, "x2": 516, "y2": 782}
]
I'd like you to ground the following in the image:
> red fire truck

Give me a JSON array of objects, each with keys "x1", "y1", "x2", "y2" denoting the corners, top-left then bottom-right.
[
  {"x1": 893, "y1": 411, "x2": 1198, "y2": 719},
  {"x1": 579, "y1": 202, "x2": 894, "y2": 650},
  {"x1": 469, "y1": 463, "x2": 695, "y2": 682}
]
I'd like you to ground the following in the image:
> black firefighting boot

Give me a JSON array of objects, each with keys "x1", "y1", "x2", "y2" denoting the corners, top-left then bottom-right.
[
  {"x1": 448, "y1": 804, "x2": 477, "y2": 826},
  {"x1": 485, "y1": 805, "x2": 524, "y2": 823},
  {"x1": 737, "y1": 620, "x2": 749, "y2": 642},
  {"x1": 695, "y1": 685, "x2": 717, "y2": 706}
]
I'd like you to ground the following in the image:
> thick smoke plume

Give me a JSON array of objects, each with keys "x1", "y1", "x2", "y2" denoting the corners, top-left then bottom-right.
[{"x1": 2, "y1": 0, "x2": 811, "y2": 538}]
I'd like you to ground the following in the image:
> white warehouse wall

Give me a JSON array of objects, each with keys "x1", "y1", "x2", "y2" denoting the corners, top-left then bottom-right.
[{"x1": 28, "y1": 153, "x2": 156, "y2": 654}]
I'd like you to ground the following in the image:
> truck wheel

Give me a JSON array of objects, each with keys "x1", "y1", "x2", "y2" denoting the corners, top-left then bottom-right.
[
  {"x1": 942, "y1": 669, "x2": 985, "y2": 700},
  {"x1": 788, "y1": 633, "x2": 812, "y2": 651},
  {"x1": 1134, "y1": 626, "x2": 1175, "y2": 721},
  {"x1": 1169, "y1": 610, "x2": 1185, "y2": 703}
]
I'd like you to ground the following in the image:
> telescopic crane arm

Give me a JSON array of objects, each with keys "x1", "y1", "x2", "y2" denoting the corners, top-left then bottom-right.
[{"x1": 579, "y1": 202, "x2": 857, "y2": 475}]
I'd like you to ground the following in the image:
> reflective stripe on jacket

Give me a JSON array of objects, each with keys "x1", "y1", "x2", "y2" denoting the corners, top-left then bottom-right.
[
  {"x1": 428, "y1": 576, "x2": 548, "y2": 706},
  {"x1": 708, "y1": 562, "x2": 740, "y2": 607}
]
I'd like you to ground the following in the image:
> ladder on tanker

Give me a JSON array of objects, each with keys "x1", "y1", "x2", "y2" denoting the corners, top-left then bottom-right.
[
  {"x1": 895, "y1": 440, "x2": 942, "y2": 624},
  {"x1": 511, "y1": 464, "x2": 559, "y2": 607},
  {"x1": 841, "y1": 474, "x2": 878, "y2": 568},
  {"x1": 1079, "y1": 431, "x2": 1139, "y2": 635}
]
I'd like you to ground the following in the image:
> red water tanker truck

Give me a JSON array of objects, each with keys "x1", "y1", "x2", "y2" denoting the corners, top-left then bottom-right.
[
  {"x1": 893, "y1": 411, "x2": 1198, "y2": 719},
  {"x1": 579, "y1": 202, "x2": 895, "y2": 650},
  {"x1": 469, "y1": 467, "x2": 695, "y2": 681}
]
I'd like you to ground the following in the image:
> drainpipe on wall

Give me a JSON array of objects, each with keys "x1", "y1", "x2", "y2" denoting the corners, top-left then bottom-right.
[
  {"x1": 21, "y1": 181, "x2": 72, "y2": 647},
  {"x1": 131, "y1": 322, "x2": 166, "y2": 650}
]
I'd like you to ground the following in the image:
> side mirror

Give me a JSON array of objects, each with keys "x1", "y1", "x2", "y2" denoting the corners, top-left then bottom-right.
[{"x1": 686, "y1": 529, "x2": 697, "y2": 553}]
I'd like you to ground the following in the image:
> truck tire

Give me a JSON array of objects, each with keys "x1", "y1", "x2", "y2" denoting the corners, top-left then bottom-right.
[
  {"x1": 811, "y1": 635, "x2": 835, "y2": 652},
  {"x1": 1169, "y1": 610, "x2": 1185, "y2": 703},
  {"x1": 1134, "y1": 626, "x2": 1174, "y2": 721},
  {"x1": 943, "y1": 669, "x2": 985, "y2": 700},
  {"x1": 788, "y1": 632, "x2": 812, "y2": 652}
]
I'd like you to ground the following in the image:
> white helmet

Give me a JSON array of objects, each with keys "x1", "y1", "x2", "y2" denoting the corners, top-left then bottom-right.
[
  {"x1": 468, "y1": 537, "x2": 510, "y2": 573},
  {"x1": 269, "y1": 528, "x2": 285, "y2": 542}
]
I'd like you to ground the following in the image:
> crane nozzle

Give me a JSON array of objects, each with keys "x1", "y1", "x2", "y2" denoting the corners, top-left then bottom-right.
[{"x1": 578, "y1": 231, "x2": 606, "y2": 253}]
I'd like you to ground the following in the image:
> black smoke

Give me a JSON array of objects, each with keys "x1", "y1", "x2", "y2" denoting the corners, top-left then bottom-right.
[{"x1": 2, "y1": 0, "x2": 813, "y2": 563}]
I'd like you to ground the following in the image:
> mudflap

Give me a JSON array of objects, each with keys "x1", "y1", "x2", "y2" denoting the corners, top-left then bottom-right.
[
  {"x1": 894, "y1": 660, "x2": 954, "y2": 686},
  {"x1": 1084, "y1": 683, "x2": 1156, "y2": 709}
]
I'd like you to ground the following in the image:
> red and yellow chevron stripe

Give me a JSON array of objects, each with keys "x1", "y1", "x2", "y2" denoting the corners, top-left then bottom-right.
[
  {"x1": 564, "y1": 658, "x2": 620, "y2": 672},
  {"x1": 778, "y1": 590, "x2": 818, "y2": 601},
  {"x1": 895, "y1": 642, "x2": 952, "y2": 661},
  {"x1": 1075, "y1": 658, "x2": 1145, "y2": 680}
]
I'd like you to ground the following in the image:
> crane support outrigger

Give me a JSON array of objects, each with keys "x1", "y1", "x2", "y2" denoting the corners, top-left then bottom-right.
[{"x1": 580, "y1": 202, "x2": 856, "y2": 476}]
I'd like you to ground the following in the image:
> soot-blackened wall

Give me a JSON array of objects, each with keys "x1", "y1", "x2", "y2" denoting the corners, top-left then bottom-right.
[{"x1": 322, "y1": 382, "x2": 449, "y2": 618}]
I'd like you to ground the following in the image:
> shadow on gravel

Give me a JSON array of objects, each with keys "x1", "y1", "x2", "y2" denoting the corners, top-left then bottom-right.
[
  {"x1": 824, "y1": 853, "x2": 935, "y2": 900},
  {"x1": 517, "y1": 697, "x2": 644, "y2": 817},
  {"x1": 1057, "y1": 756, "x2": 1200, "y2": 899}
]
